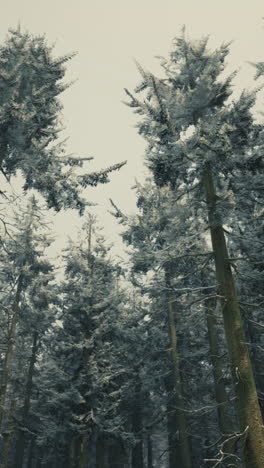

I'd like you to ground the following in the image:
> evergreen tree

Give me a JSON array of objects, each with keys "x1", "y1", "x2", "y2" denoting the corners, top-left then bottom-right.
[
  {"x1": 0, "y1": 196, "x2": 57, "y2": 467},
  {"x1": 125, "y1": 33, "x2": 264, "y2": 467},
  {"x1": 0, "y1": 27, "x2": 125, "y2": 213}
]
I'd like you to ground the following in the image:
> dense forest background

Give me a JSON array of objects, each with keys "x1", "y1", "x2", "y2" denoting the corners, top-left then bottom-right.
[{"x1": 0, "y1": 17, "x2": 264, "y2": 468}]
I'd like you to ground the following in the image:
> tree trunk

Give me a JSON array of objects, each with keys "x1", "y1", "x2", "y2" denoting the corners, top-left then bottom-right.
[
  {"x1": 0, "y1": 399, "x2": 16, "y2": 468},
  {"x1": 147, "y1": 434, "x2": 153, "y2": 468},
  {"x1": 79, "y1": 434, "x2": 89, "y2": 468},
  {"x1": 245, "y1": 311, "x2": 264, "y2": 405},
  {"x1": 165, "y1": 373, "x2": 180, "y2": 468},
  {"x1": 27, "y1": 438, "x2": 35, "y2": 468},
  {"x1": 35, "y1": 447, "x2": 44, "y2": 468},
  {"x1": 131, "y1": 383, "x2": 144, "y2": 468},
  {"x1": 204, "y1": 167, "x2": 264, "y2": 468},
  {"x1": 108, "y1": 439, "x2": 126, "y2": 468},
  {"x1": 165, "y1": 271, "x2": 192, "y2": 468},
  {"x1": 0, "y1": 274, "x2": 23, "y2": 429},
  {"x1": 205, "y1": 300, "x2": 234, "y2": 451},
  {"x1": 74, "y1": 437, "x2": 82, "y2": 468},
  {"x1": 96, "y1": 434, "x2": 105, "y2": 468},
  {"x1": 14, "y1": 331, "x2": 39, "y2": 468}
]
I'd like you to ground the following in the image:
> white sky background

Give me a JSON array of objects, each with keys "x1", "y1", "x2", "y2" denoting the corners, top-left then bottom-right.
[{"x1": 1, "y1": 1, "x2": 264, "y2": 261}]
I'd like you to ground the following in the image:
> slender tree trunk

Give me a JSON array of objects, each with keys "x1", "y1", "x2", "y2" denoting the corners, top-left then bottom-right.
[
  {"x1": 165, "y1": 373, "x2": 180, "y2": 468},
  {"x1": 108, "y1": 439, "x2": 126, "y2": 468},
  {"x1": 203, "y1": 167, "x2": 264, "y2": 468},
  {"x1": 79, "y1": 434, "x2": 89, "y2": 468},
  {"x1": 131, "y1": 382, "x2": 144, "y2": 468},
  {"x1": 74, "y1": 437, "x2": 82, "y2": 468},
  {"x1": 27, "y1": 438, "x2": 35, "y2": 468},
  {"x1": 0, "y1": 399, "x2": 16, "y2": 468},
  {"x1": 147, "y1": 434, "x2": 153, "y2": 468},
  {"x1": 245, "y1": 311, "x2": 264, "y2": 402},
  {"x1": 14, "y1": 331, "x2": 39, "y2": 468},
  {"x1": 0, "y1": 274, "x2": 23, "y2": 428},
  {"x1": 165, "y1": 271, "x2": 192, "y2": 468},
  {"x1": 96, "y1": 434, "x2": 105, "y2": 468},
  {"x1": 205, "y1": 300, "x2": 234, "y2": 449},
  {"x1": 35, "y1": 447, "x2": 44, "y2": 468}
]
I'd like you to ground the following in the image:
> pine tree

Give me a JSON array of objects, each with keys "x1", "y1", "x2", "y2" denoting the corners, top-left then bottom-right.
[
  {"x1": 0, "y1": 196, "x2": 58, "y2": 467},
  {"x1": 31, "y1": 216, "x2": 133, "y2": 466},
  {"x1": 125, "y1": 32, "x2": 264, "y2": 467},
  {"x1": 0, "y1": 27, "x2": 125, "y2": 213}
]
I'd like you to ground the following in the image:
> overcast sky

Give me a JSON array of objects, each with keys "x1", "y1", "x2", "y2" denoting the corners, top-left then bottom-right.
[{"x1": 1, "y1": 1, "x2": 264, "y2": 259}]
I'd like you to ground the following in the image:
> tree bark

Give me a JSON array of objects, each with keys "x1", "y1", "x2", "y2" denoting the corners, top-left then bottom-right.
[
  {"x1": 108, "y1": 439, "x2": 126, "y2": 468},
  {"x1": 0, "y1": 274, "x2": 23, "y2": 429},
  {"x1": 73, "y1": 437, "x2": 82, "y2": 468},
  {"x1": 131, "y1": 382, "x2": 144, "y2": 468},
  {"x1": 203, "y1": 167, "x2": 264, "y2": 468},
  {"x1": 0, "y1": 399, "x2": 16, "y2": 468},
  {"x1": 205, "y1": 300, "x2": 234, "y2": 450},
  {"x1": 14, "y1": 331, "x2": 39, "y2": 468},
  {"x1": 147, "y1": 434, "x2": 153, "y2": 468},
  {"x1": 165, "y1": 373, "x2": 180, "y2": 468},
  {"x1": 35, "y1": 446, "x2": 44, "y2": 468},
  {"x1": 79, "y1": 434, "x2": 89, "y2": 468},
  {"x1": 165, "y1": 271, "x2": 192, "y2": 468},
  {"x1": 245, "y1": 311, "x2": 264, "y2": 405},
  {"x1": 26, "y1": 438, "x2": 35, "y2": 468},
  {"x1": 96, "y1": 434, "x2": 105, "y2": 468}
]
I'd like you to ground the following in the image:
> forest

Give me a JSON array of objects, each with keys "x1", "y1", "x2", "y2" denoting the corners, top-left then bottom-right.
[{"x1": 0, "y1": 26, "x2": 263, "y2": 468}]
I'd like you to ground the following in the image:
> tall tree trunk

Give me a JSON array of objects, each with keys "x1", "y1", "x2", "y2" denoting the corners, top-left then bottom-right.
[
  {"x1": 14, "y1": 331, "x2": 39, "y2": 468},
  {"x1": 27, "y1": 437, "x2": 35, "y2": 468},
  {"x1": 35, "y1": 446, "x2": 44, "y2": 468},
  {"x1": 165, "y1": 373, "x2": 180, "y2": 468},
  {"x1": 131, "y1": 382, "x2": 144, "y2": 468},
  {"x1": 205, "y1": 300, "x2": 234, "y2": 451},
  {"x1": 147, "y1": 434, "x2": 153, "y2": 468},
  {"x1": 203, "y1": 167, "x2": 264, "y2": 468},
  {"x1": 108, "y1": 439, "x2": 126, "y2": 468},
  {"x1": 96, "y1": 434, "x2": 105, "y2": 468},
  {"x1": 245, "y1": 311, "x2": 264, "y2": 404},
  {"x1": 0, "y1": 399, "x2": 16, "y2": 468},
  {"x1": 0, "y1": 274, "x2": 23, "y2": 428},
  {"x1": 73, "y1": 437, "x2": 82, "y2": 468},
  {"x1": 79, "y1": 434, "x2": 89, "y2": 468},
  {"x1": 165, "y1": 271, "x2": 192, "y2": 468}
]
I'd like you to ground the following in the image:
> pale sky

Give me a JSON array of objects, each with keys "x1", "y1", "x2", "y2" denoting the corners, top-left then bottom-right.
[{"x1": 1, "y1": 1, "x2": 264, "y2": 259}]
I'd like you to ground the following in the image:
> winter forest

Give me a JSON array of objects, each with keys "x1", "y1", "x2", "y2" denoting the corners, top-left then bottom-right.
[{"x1": 0, "y1": 16, "x2": 264, "y2": 468}]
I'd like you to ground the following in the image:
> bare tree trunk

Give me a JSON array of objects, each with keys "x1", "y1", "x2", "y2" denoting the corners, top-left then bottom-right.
[
  {"x1": 74, "y1": 437, "x2": 82, "y2": 468},
  {"x1": 165, "y1": 271, "x2": 192, "y2": 468},
  {"x1": 245, "y1": 311, "x2": 264, "y2": 405},
  {"x1": 96, "y1": 434, "x2": 105, "y2": 468},
  {"x1": 205, "y1": 300, "x2": 234, "y2": 452},
  {"x1": 79, "y1": 434, "x2": 89, "y2": 468},
  {"x1": 131, "y1": 382, "x2": 144, "y2": 468},
  {"x1": 27, "y1": 438, "x2": 35, "y2": 468},
  {"x1": 35, "y1": 447, "x2": 44, "y2": 468},
  {"x1": 0, "y1": 399, "x2": 16, "y2": 468},
  {"x1": 14, "y1": 331, "x2": 39, "y2": 468},
  {"x1": 165, "y1": 373, "x2": 180, "y2": 468},
  {"x1": 204, "y1": 167, "x2": 264, "y2": 467},
  {"x1": 147, "y1": 434, "x2": 153, "y2": 468},
  {"x1": 0, "y1": 274, "x2": 23, "y2": 429},
  {"x1": 108, "y1": 439, "x2": 126, "y2": 468}
]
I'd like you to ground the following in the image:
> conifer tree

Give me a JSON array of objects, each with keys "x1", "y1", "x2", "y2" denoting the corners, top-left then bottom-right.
[
  {"x1": 117, "y1": 181, "x2": 213, "y2": 467},
  {"x1": 125, "y1": 32, "x2": 264, "y2": 467},
  {"x1": 31, "y1": 216, "x2": 133, "y2": 467},
  {"x1": 0, "y1": 27, "x2": 125, "y2": 213},
  {"x1": 0, "y1": 196, "x2": 57, "y2": 467}
]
